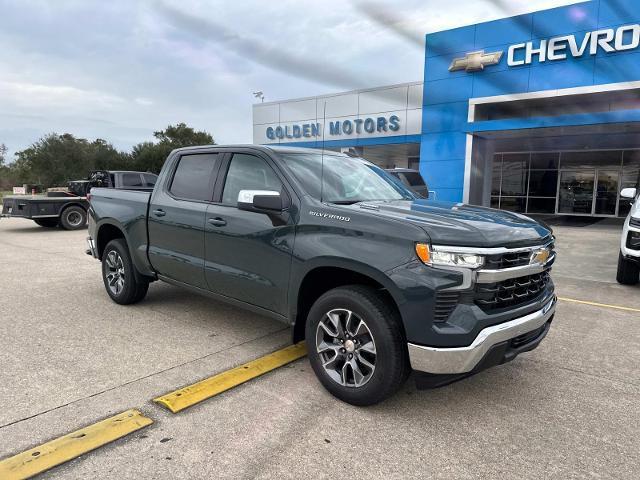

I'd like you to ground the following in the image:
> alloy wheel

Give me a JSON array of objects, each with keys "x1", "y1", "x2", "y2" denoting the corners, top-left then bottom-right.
[
  {"x1": 315, "y1": 309, "x2": 377, "y2": 388},
  {"x1": 105, "y1": 250, "x2": 125, "y2": 296}
]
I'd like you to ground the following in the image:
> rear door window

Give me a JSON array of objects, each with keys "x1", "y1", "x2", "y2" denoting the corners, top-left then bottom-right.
[{"x1": 170, "y1": 153, "x2": 220, "y2": 202}]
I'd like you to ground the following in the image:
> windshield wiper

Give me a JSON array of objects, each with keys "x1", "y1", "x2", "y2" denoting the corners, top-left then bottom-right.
[{"x1": 328, "y1": 200, "x2": 366, "y2": 205}]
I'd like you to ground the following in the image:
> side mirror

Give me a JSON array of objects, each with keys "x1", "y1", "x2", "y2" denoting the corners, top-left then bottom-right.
[
  {"x1": 237, "y1": 190, "x2": 284, "y2": 212},
  {"x1": 621, "y1": 188, "x2": 637, "y2": 200}
]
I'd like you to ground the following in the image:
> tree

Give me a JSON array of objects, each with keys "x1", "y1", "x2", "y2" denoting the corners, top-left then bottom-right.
[
  {"x1": 130, "y1": 123, "x2": 215, "y2": 173},
  {"x1": 0, "y1": 143, "x2": 7, "y2": 166},
  {"x1": 153, "y1": 123, "x2": 214, "y2": 147},
  {"x1": 0, "y1": 143, "x2": 11, "y2": 190},
  {"x1": 12, "y1": 134, "x2": 126, "y2": 187},
  {"x1": 2, "y1": 122, "x2": 215, "y2": 187}
]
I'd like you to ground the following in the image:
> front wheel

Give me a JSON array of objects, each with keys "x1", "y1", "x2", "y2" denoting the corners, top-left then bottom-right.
[
  {"x1": 617, "y1": 251, "x2": 640, "y2": 285},
  {"x1": 305, "y1": 285, "x2": 409, "y2": 406},
  {"x1": 102, "y1": 239, "x2": 149, "y2": 305}
]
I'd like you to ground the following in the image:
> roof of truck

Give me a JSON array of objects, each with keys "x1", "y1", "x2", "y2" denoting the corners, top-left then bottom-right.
[{"x1": 171, "y1": 144, "x2": 348, "y2": 156}]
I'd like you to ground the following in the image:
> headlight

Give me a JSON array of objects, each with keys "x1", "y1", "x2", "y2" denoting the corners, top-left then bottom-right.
[{"x1": 415, "y1": 243, "x2": 484, "y2": 268}]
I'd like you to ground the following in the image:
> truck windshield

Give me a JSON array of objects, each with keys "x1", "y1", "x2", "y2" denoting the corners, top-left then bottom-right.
[{"x1": 279, "y1": 153, "x2": 416, "y2": 204}]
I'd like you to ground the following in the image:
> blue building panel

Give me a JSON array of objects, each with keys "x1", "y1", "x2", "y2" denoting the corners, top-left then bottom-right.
[
  {"x1": 527, "y1": 57, "x2": 595, "y2": 92},
  {"x1": 531, "y1": 2, "x2": 599, "y2": 37},
  {"x1": 422, "y1": 76, "x2": 474, "y2": 106},
  {"x1": 421, "y1": 159, "x2": 466, "y2": 190},
  {"x1": 420, "y1": 132, "x2": 467, "y2": 162},
  {"x1": 422, "y1": 102, "x2": 469, "y2": 133},
  {"x1": 475, "y1": 14, "x2": 533, "y2": 48},
  {"x1": 467, "y1": 110, "x2": 640, "y2": 133},
  {"x1": 594, "y1": 50, "x2": 640, "y2": 84},
  {"x1": 424, "y1": 53, "x2": 468, "y2": 82},
  {"x1": 597, "y1": 0, "x2": 640, "y2": 28},
  {"x1": 472, "y1": 68, "x2": 530, "y2": 98}
]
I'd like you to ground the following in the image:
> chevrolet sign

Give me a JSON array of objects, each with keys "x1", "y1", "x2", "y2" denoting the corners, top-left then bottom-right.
[{"x1": 449, "y1": 23, "x2": 640, "y2": 73}]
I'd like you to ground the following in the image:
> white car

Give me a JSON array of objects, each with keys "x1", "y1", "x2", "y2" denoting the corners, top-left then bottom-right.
[{"x1": 618, "y1": 188, "x2": 640, "y2": 285}]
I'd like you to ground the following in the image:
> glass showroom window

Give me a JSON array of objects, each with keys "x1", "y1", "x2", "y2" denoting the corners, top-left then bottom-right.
[
  {"x1": 492, "y1": 152, "x2": 560, "y2": 214},
  {"x1": 492, "y1": 149, "x2": 640, "y2": 216}
]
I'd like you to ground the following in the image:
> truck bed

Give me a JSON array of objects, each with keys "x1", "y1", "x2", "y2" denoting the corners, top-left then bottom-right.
[
  {"x1": 1, "y1": 195, "x2": 87, "y2": 219},
  {"x1": 88, "y1": 188, "x2": 152, "y2": 273}
]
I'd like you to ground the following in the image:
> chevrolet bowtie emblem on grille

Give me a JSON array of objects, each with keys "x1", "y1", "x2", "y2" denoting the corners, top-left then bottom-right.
[
  {"x1": 449, "y1": 50, "x2": 503, "y2": 72},
  {"x1": 530, "y1": 248, "x2": 551, "y2": 265}
]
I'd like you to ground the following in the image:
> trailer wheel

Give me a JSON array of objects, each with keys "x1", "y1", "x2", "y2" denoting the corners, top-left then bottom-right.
[
  {"x1": 34, "y1": 218, "x2": 59, "y2": 228},
  {"x1": 59, "y1": 206, "x2": 87, "y2": 230}
]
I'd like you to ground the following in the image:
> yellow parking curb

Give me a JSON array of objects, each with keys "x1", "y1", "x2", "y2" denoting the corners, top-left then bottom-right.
[
  {"x1": 0, "y1": 409, "x2": 153, "y2": 480},
  {"x1": 154, "y1": 342, "x2": 308, "y2": 413},
  {"x1": 558, "y1": 297, "x2": 640, "y2": 313}
]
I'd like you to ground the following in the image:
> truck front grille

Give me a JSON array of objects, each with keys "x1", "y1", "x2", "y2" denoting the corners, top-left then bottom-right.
[
  {"x1": 484, "y1": 250, "x2": 532, "y2": 269},
  {"x1": 474, "y1": 271, "x2": 551, "y2": 312},
  {"x1": 433, "y1": 291, "x2": 460, "y2": 322}
]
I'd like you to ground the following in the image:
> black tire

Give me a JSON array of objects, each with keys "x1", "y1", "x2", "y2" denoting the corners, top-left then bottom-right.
[
  {"x1": 59, "y1": 206, "x2": 87, "y2": 230},
  {"x1": 617, "y1": 251, "x2": 640, "y2": 285},
  {"x1": 34, "y1": 218, "x2": 59, "y2": 228},
  {"x1": 305, "y1": 285, "x2": 410, "y2": 406},
  {"x1": 102, "y1": 239, "x2": 149, "y2": 305}
]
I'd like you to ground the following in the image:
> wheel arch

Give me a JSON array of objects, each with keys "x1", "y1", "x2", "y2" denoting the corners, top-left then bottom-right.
[
  {"x1": 60, "y1": 201, "x2": 87, "y2": 213},
  {"x1": 96, "y1": 219, "x2": 155, "y2": 281},
  {"x1": 290, "y1": 258, "x2": 405, "y2": 343},
  {"x1": 96, "y1": 221, "x2": 126, "y2": 260}
]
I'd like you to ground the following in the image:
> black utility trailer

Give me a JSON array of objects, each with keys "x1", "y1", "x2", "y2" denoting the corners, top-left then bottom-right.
[
  {"x1": 1, "y1": 194, "x2": 89, "y2": 230},
  {"x1": 1, "y1": 170, "x2": 157, "y2": 230}
]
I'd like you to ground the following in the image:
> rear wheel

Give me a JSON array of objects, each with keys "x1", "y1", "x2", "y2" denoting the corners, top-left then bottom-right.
[
  {"x1": 59, "y1": 206, "x2": 87, "y2": 230},
  {"x1": 34, "y1": 218, "x2": 59, "y2": 228},
  {"x1": 102, "y1": 239, "x2": 149, "y2": 304},
  {"x1": 305, "y1": 285, "x2": 409, "y2": 406},
  {"x1": 617, "y1": 251, "x2": 640, "y2": 285}
]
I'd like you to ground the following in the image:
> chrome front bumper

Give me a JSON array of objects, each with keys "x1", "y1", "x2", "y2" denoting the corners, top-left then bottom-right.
[{"x1": 408, "y1": 296, "x2": 556, "y2": 374}]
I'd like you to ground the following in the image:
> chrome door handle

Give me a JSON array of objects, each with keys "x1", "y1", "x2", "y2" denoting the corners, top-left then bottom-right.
[
  {"x1": 208, "y1": 217, "x2": 226, "y2": 227},
  {"x1": 152, "y1": 209, "x2": 166, "y2": 217}
]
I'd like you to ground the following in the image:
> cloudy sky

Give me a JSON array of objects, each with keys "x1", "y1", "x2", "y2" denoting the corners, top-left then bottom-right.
[{"x1": 0, "y1": 0, "x2": 582, "y2": 159}]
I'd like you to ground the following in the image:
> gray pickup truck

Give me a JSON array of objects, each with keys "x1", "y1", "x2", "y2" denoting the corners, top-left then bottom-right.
[{"x1": 87, "y1": 145, "x2": 556, "y2": 405}]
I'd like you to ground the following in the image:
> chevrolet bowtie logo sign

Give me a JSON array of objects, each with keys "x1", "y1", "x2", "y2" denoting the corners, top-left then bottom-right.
[{"x1": 449, "y1": 50, "x2": 504, "y2": 72}]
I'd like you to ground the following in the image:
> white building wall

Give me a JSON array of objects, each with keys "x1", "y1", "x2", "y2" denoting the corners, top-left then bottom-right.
[{"x1": 252, "y1": 82, "x2": 423, "y2": 145}]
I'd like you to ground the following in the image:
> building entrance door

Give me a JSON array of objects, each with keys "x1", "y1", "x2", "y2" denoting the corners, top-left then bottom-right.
[
  {"x1": 557, "y1": 170, "x2": 595, "y2": 215},
  {"x1": 594, "y1": 170, "x2": 620, "y2": 216},
  {"x1": 556, "y1": 169, "x2": 620, "y2": 216}
]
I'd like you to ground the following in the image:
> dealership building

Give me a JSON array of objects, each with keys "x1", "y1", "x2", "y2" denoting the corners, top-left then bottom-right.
[{"x1": 253, "y1": 0, "x2": 640, "y2": 217}]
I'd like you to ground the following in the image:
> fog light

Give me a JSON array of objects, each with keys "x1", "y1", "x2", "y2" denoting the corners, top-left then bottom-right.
[{"x1": 628, "y1": 231, "x2": 640, "y2": 250}]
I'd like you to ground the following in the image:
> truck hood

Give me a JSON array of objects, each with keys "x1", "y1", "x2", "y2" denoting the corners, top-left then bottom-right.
[{"x1": 347, "y1": 199, "x2": 552, "y2": 248}]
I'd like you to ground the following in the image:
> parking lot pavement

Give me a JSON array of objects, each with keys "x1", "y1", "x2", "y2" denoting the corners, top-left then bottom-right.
[{"x1": 0, "y1": 218, "x2": 639, "y2": 479}]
